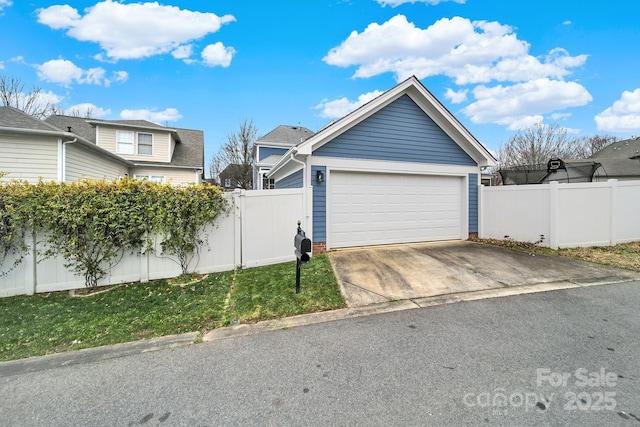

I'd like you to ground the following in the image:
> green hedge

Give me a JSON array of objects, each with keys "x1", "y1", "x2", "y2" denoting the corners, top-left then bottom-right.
[{"x1": 0, "y1": 178, "x2": 227, "y2": 288}]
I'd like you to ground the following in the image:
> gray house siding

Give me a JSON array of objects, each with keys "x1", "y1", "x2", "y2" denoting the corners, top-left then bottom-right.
[
  {"x1": 468, "y1": 173, "x2": 478, "y2": 233},
  {"x1": 275, "y1": 168, "x2": 303, "y2": 189},
  {"x1": 258, "y1": 146, "x2": 288, "y2": 161},
  {"x1": 312, "y1": 166, "x2": 326, "y2": 242},
  {"x1": 313, "y1": 94, "x2": 477, "y2": 167}
]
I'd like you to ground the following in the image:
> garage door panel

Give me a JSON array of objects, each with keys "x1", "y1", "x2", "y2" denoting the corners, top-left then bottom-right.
[{"x1": 329, "y1": 171, "x2": 462, "y2": 248}]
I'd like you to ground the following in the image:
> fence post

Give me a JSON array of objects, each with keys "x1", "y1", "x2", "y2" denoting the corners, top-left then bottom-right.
[
  {"x1": 478, "y1": 184, "x2": 484, "y2": 238},
  {"x1": 28, "y1": 232, "x2": 37, "y2": 295},
  {"x1": 232, "y1": 190, "x2": 243, "y2": 268},
  {"x1": 608, "y1": 179, "x2": 618, "y2": 246},
  {"x1": 140, "y1": 235, "x2": 150, "y2": 283},
  {"x1": 549, "y1": 181, "x2": 559, "y2": 249}
]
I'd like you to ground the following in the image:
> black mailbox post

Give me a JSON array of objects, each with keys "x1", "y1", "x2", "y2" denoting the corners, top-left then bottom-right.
[{"x1": 294, "y1": 221, "x2": 311, "y2": 293}]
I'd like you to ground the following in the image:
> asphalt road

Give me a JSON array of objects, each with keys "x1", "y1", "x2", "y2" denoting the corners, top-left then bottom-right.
[{"x1": 1, "y1": 281, "x2": 639, "y2": 426}]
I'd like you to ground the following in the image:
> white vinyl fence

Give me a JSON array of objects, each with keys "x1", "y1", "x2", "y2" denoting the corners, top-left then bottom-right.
[
  {"x1": 0, "y1": 188, "x2": 306, "y2": 297},
  {"x1": 479, "y1": 179, "x2": 640, "y2": 249}
]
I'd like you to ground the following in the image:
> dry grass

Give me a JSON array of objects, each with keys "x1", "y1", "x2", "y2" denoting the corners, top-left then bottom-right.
[
  {"x1": 473, "y1": 238, "x2": 640, "y2": 272},
  {"x1": 554, "y1": 242, "x2": 640, "y2": 272}
]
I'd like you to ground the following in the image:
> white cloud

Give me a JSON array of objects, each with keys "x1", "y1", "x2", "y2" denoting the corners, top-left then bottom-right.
[
  {"x1": 550, "y1": 112, "x2": 571, "y2": 120},
  {"x1": 314, "y1": 90, "x2": 384, "y2": 119},
  {"x1": 65, "y1": 103, "x2": 111, "y2": 118},
  {"x1": 113, "y1": 71, "x2": 128, "y2": 83},
  {"x1": 37, "y1": 59, "x2": 83, "y2": 86},
  {"x1": 172, "y1": 44, "x2": 193, "y2": 60},
  {"x1": 36, "y1": 58, "x2": 127, "y2": 87},
  {"x1": 463, "y1": 78, "x2": 592, "y2": 127},
  {"x1": 201, "y1": 42, "x2": 236, "y2": 67},
  {"x1": 0, "y1": 0, "x2": 13, "y2": 13},
  {"x1": 595, "y1": 88, "x2": 640, "y2": 132},
  {"x1": 120, "y1": 108, "x2": 183, "y2": 124},
  {"x1": 323, "y1": 15, "x2": 586, "y2": 85},
  {"x1": 444, "y1": 88, "x2": 467, "y2": 104},
  {"x1": 376, "y1": 0, "x2": 465, "y2": 5},
  {"x1": 37, "y1": 1, "x2": 236, "y2": 61}
]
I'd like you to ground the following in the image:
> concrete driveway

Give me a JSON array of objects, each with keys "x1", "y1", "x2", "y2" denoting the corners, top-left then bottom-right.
[{"x1": 328, "y1": 240, "x2": 640, "y2": 307}]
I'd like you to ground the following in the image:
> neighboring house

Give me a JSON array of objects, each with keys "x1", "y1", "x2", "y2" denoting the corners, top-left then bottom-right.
[
  {"x1": 45, "y1": 115, "x2": 204, "y2": 185},
  {"x1": 0, "y1": 106, "x2": 131, "y2": 183},
  {"x1": 253, "y1": 125, "x2": 315, "y2": 189},
  {"x1": 267, "y1": 76, "x2": 496, "y2": 252},
  {"x1": 584, "y1": 137, "x2": 640, "y2": 181},
  {"x1": 500, "y1": 137, "x2": 640, "y2": 184},
  {"x1": 218, "y1": 163, "x2": 248, "y2": 190}
]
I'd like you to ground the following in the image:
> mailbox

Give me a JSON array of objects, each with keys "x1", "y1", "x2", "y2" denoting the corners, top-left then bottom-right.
[
  {"x1": 294, "y1": 233, "x2": 311, "y2": 263},
  {"x1": 293, "y1": 221, "x2": 311, "y2": 293}
]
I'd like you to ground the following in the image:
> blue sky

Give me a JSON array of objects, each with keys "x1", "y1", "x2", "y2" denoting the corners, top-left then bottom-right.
[{"x1": 2, "y1": 0, "x2": 639, "y2": 172}]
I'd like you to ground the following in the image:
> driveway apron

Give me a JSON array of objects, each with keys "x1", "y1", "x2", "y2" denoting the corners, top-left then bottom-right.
[{"x1": 328, "y1": 240, "x2": 640, "y2": 307}]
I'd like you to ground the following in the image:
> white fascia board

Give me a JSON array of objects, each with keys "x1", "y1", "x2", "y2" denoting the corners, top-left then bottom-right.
[
  {"x1": 265, "y1": 146, "x2": 296, "y2": 179},
  {"x1": 309, "y1": 156, "x2": 481, "y2": 176},
  {"x1": 269, "y1": 161, "x2": 304, "y2": 183}
]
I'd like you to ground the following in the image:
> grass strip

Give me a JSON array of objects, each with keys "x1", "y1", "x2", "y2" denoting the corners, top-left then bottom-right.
[{"x1": 0, "y1": 254, "x2": 344, "y2": 362}]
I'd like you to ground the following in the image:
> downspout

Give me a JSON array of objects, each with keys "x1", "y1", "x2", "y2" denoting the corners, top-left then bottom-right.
[
  {"x1": 61, "y1": 138, "x2": 77, "y2": 183},
  {"x1": 289, "y1": 148, "x2": 307, "y2": 187},
  {"x1": 289, "y1": 149, "x2": 311, "y2": 233}
]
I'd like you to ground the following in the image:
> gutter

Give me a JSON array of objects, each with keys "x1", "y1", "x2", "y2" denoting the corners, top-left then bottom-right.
[{"x1": 61, "y1": 137, "x2": 77, "y2": 182}]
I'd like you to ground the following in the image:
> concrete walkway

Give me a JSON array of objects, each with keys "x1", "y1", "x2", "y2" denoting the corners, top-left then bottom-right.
[{"x1": 328, "y1": 240, "x2": 640, "y2": 307}]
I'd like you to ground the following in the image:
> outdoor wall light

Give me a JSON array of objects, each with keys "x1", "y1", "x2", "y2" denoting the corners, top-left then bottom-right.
[{"x1": 316, "y1": 170, "x2": 324, "y2": 183}]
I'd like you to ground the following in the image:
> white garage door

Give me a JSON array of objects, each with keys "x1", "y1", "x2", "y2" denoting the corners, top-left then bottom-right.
[{"x1": 329, "y1": 171, "x2": 463, "y2": 248}]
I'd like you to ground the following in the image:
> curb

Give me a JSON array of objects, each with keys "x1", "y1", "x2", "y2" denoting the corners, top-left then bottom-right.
[
  {"x1": 3, "y1": 278, "x2": 637, "y2": 377},
  {"x1": 0, "y1": 332, "x2": 198, "y2": 378}
]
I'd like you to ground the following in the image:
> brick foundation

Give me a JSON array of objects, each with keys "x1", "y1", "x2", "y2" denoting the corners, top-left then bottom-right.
[
  {"x1": 313, "y1": 241, "x2": 326, "y2": 254},
  {"x1": 468, "y1": 232, "x2": 478, "y2": 240}
]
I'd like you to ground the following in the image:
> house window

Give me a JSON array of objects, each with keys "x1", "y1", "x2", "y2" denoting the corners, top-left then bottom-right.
[
  {"x1": 138, "y1": 133, "x2": 153, "y2": 155},
  {"x1": 134, "y1": 174, "x2": 165, "y2": 184},
  {"x1": 263, "y1": 177, "x2": 275, "y2": 189},
  {"x1": 116, "y1": 130, "x2": 134, "y2": 154},
  {"x1": 224, "y1": 178, "x2": 231, "y2": 187}
]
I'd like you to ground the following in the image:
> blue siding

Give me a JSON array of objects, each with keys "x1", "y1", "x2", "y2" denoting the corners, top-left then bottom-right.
[
  {"x1": 468, "y1": 173, "x2": 478, "y2": 233},
  {"x1": 258, "y1": 146, "x2": 288, "y2": 161},
  {"x1": 314, "y1": 95, "x2": 477, "y2": 166},
  {"x1": 312, "y1": 166, "x2": 326, "y2": 242},
  {"x1": 275, "y1": 168, "x2": 303, "y2": 189}
]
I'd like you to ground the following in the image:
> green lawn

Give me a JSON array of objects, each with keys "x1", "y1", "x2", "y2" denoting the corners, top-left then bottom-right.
[{"x1": 0, "y1": 254, "x2": 344, "y2": 362}]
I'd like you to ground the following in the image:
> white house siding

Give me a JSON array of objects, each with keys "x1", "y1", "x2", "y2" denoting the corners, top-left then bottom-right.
[
  {"x1": 130, "y1": 166, "x2": 200, "y2": 185},
  {"x1": 65, "y1": 143, "x2": 129, "y2": 182},
  {"x1": 0, "y1": 134, "x2": 58, "y2": 183},
  {"x1": 97, "y1": 126, "x2": 170, "y2": 164}
]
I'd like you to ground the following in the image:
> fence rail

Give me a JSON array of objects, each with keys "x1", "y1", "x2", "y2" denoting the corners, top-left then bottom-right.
[
  {"x1": 0, "y1": 189, "x2": 306, "y2": 297},
  {"x1": 479, "y1": 179, "x2": 640, "y2": 249}
]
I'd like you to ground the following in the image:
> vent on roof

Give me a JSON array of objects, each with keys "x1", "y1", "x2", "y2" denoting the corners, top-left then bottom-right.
[{"x1": 67, "y1": 126, "x2": 72, "y2": 132}]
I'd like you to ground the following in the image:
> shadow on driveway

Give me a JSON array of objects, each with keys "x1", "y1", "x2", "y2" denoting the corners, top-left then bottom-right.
[{"x1": 328, "y1": 240, "x2": 640, "y2": 307}]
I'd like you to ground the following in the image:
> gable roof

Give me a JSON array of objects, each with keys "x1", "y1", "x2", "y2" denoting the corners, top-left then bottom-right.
[
  {"x1": 256, "y1": 125, "x2": 315, "y2": 147},
  {"x1": 0, "y1": 107, "x2": 132, "y2": 167},
  {"x1": 268, "y1": 76, "x2": 496, "y2": 177},
  {"x1": 44, "y1": 115, "x2": 204, "y2": 170},
  {"x1": 0, "y1": 106, "x2": 69, "y2": 134}
]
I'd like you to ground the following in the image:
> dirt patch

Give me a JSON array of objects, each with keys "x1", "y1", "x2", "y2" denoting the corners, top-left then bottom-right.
[{"x1": 473, "y1": 238, "x2": 640, "y2": 272}]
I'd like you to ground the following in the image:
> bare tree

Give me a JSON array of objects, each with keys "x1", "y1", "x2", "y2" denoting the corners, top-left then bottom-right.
[
  {"x1": 209, "y1": 118, "x2": 258, "y2": 189},
  {"x1": 49, "y1": 105, "x2": 94, "y2": 118},
  {"x1": 497, "y1": 123, "x2": 579, "y2": 168},
  {"x1": 572, "y1": 134, "x2": 619, "y2": 158},
  {"x1": 0, "y1": 74, "x2": 55, "y2": 119}
]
